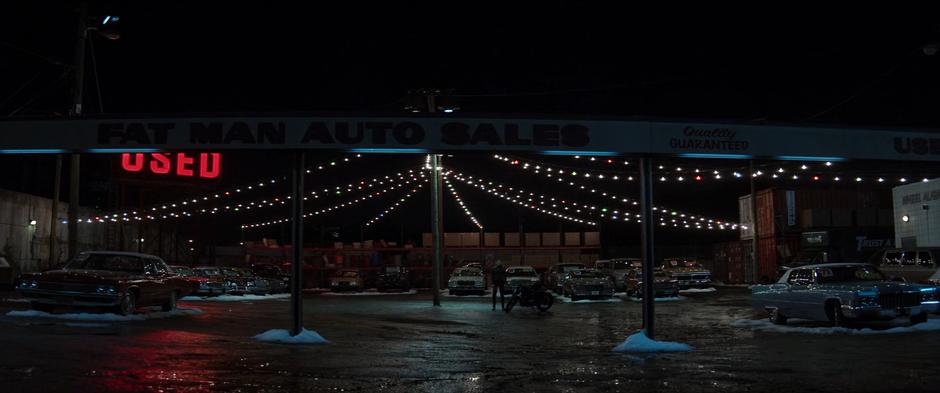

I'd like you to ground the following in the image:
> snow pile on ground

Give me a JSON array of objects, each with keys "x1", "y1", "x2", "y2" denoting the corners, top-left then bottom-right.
[
  {"x1": 679, "y1": 287, "x2": 717, "y2": 294},
  {"x1": 253, "y1": 328, "x2": 329, "y2": 345},
  {"x1": 731, "y1": 318, "x2": 940, "y2": 335},
  {"x1": 181, "y1": 293, "x2": 291, "y2": 302},
  {"x1": 321, "y1": 289, "x2": 418, "y2": 296},
  {"x1": 1, "y1": 298, "x2": 31, "y2": 303},
  {"x1": 302, "y1": 288, "x2": 330, "y2": 293},
  {"x1": 554, "y1": 294, "x2": 621, "y2": 304},
  {"x1": 623, "y1": 295, "x2": 685, "y2": 302},
  {"x1": 612, "y1": 331, "x2": 693, "y2": 353},
  {"x1": 443, "y1": 289, "x2": 492, "y2": 298},
  {"x1": 63, "y1": 322, "x2": 110, "y2": 328},
  {"x1": 5, "y1": 308, "x2": 203, "y2": 322}
]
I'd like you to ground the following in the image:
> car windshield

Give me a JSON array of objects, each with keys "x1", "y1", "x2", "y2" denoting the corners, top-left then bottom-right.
[
  {"x1": 667, "y1": 260, "x2": 699, "y2": 268},
  {"x1": 196, "y1": 268, "x2": 221, "y2": 276},
  {"x1": 559, "y1": 264, "x2": 586, "y2": 273},
  {"x1": 613, "y1": 261, "x2": 635, "y2": 269},
  {"x1": 507, "y1": 269, "x2": 537, "y2": 277},
  {"x1": 66, "y1": 254, "x2": 144, "y2": 273},
  {"x1": 172, "y1": 267, "x2": 194, "y2": 276},
  {"x1": 337, "y1": 271, "x2": 358, "y2": 278},
  {"x1": 456, "y1": 269, "x2": 482, "y2": 277},
  {"x1": 816, "y1": 266, "x2": 886, "y2": 283}
]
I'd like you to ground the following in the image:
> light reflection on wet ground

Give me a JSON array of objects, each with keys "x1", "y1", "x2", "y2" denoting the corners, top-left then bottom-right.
[{"x1": 1, "y1": 288, "x2": 938, "y2": 392}]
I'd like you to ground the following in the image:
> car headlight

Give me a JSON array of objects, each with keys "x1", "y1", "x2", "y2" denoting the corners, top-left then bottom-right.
[
  {"x1": 199, "y1": 282, "x2": 210, "y2": 289},
  {"x1": 330, "y1": 281, "x2": 339, "y2": 286},
  {"x1": 246, "y1": 281, "x2": 255, "y2": 287},
  {"x1": 854, "y1": 292, "x2": 879, "y2": 307},
  {"x1": 921, "y1": 287, "x2": 939, "y2": 302},
  {"x1": 474, "y1": 281, "x2": 483, "y2": 287},
  {"x1": 96, "y1": 285, "x2": 117, "y2": 294},
  {"x1": 17, "y1": 279, "x2": 37, "y2": 289}
]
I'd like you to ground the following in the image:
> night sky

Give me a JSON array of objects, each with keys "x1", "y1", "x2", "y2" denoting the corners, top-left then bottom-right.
[{"x1": 3, "y1": 3, "x2": 940, "y2": 252}]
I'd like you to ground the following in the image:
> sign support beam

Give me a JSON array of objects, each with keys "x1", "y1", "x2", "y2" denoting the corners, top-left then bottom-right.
[
  {"x1": 639, "y1": 156, "x2": 656, "y2": 339},
  {"x1": 290, "y1": 150, "x2": 305, "y2": 336}
]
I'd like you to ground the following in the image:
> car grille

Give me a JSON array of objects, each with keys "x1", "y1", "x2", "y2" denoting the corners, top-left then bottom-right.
[
  {"x1": 692, "y1": 274, "x2": 710, "y2": 281},
  {"x1": 878, "y1": 293, "x2": 921, "y2": 309},
  {"x1": 206, "y1": 282, "x2": 223, "y2": 289},
  {"x1": 576, "y1": 284, "x2": 605, "y2": 291},
  {"x1": 673, "y1": 274, "x2": 692, "y2": 281},
  {"x1": 457, "y1": 281, "x2": 476, "y2": 286},
  {"x1": 38, "y1": 282, "x2": 99, "y2": 293}
]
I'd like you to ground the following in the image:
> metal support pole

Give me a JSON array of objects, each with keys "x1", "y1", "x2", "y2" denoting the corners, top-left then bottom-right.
[
  {"x1": 431, "y1": 154, "x2": 443, "y2": 306},
  {"x1": 749, "y1": 160, "x2": 759, "y2": 283},
  {"x1": 639, "y1": 156, "x2": 656, "y2": 339},
  {"x1": 291, "y1": 151, "x2": 305, "y2": 336},
  {"x1": 49, "y1": 155, "x2": 62, "y2": 269},
  {"x1": 67, "y1": 1, "x2": 87, "y2": 260}
]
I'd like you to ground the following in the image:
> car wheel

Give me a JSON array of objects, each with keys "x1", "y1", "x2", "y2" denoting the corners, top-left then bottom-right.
[
  {"x1": 536, "y1": 292, "x2": 554, "y2": 312},
  {"x1": 827, "y1": 300, "x2": 847, "y2": 327},
  {"x1": 117, "y1": 291, "x2": 137, "y2": 316},
  {"x1": 768, "y1": 308, "x2": 787, "y2": 325},
  {"x1": 570, "y1": 294, "x2": 580, "y2": 302},
  {"x1": 31, "y1": 302, "x2": 54, "y2": 313},
  {"x1": 911, "y1": 312, "x2": 928, "y2": 325},
  {"x1": 505, "y1": 294, "x2": 518, "y2": 313},
  {"x1": 162, "y1": 291, "x2": 178, "y2": 312}
]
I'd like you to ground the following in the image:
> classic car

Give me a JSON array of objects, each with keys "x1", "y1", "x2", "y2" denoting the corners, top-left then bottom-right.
[
  {"x1": 193, "y1": 267, "x2": 239, "y2": 295},
  {"x1": 595, "y1": 258, "x2": 640, "y2": 291},
  {"x1": 231, "y1": 267, "x2": 275, "y2": 295},
  {"x1": 547, "y1": 263, "x2": 588, "y2": 294},
  {"x1": 505, "y1": 266, "x2": 541, "y2": 293},
  {"x1": 751, "y1": 263, "x2": 940, "y2": 326},
  {"x1": 330, "y1": 269, "x2": 366, "y2": 292},
  {"x1": 878, "y1": 248, "x2": 938, "y2": 284},
  {"x1": 250, "y1": 263, "x2": 291, "y2": 293},
  {"x1": 561, "y1": 268, "x2": 615, "y2": 301},
  {"x1": 15, "y1": 251, "x2": 190, "y2": 315},
  {"x1": 447, "y1": 267, "x2": 486, "y2": 295},
  {"x1": 220, "y1": 267, "x2": 254, "y2": 295},
  {"x1": 375, "y1": 266, "x2": 412, "y2": 292},
  {"x1": 661, "y1": 257, "x2": 712, "y2": 289},
  {"x1": 624, "y1": 268, "x2": 680, "y2": 298},
  {"x1": 169, "y1": 265, "x2": 225, "y2": 297}
]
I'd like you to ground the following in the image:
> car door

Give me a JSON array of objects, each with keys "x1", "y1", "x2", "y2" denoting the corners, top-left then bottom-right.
[{"x1": 784, "y1": 269, "x2": 815, "y2": 319}]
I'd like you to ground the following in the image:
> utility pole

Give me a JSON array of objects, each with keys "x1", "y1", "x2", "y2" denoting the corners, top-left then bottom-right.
[
  {"x1": 430, "y1": 153, "x2": 443, "y2": 307},
  {"x1": 67, "y1": 1, "x2": 88, "y2": 260},
  {"x1": 749, "y1": 160, "x2": 759, "y2": 283},
  {"x1": 49, "y1": 156, "x2": 61, "y2": 269},
  {"x1": 639, "y1": 157, "x2": 656, "y2": 339}
]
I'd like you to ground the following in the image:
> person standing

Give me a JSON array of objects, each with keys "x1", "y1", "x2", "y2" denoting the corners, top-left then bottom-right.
[{"x1": 491, "y1": 260, "x2": 507, "y2": 311}]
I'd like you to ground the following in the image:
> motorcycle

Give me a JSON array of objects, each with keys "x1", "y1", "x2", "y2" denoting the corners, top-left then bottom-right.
[{"x1": 504, "y1": 281, "x2": 554, "y2": 312}]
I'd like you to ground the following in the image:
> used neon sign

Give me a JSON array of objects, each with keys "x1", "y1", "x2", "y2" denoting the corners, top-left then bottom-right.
[{"x1": 121, "y1": 153, "x2": 221, "y2": 178}]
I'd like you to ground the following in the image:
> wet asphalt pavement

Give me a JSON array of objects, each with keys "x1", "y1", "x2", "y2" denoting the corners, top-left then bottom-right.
[{"x1": 1, "y1": 288, "x2": 939, "y2": 393}]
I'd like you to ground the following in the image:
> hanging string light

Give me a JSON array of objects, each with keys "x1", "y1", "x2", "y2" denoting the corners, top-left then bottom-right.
[
  {"x1": 444, "y1": 176, "x2": 483, "y2": 229},
  {"x1": 364, "y1": 185, "x2": 425, "y2": 227}
]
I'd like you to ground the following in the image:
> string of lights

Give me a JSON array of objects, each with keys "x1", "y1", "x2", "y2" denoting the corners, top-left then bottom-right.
[
  {"x1": 497, "y1": 154, "x2": 932, "y2": 185},
  {"x1": 242, "y1": 179, "x2": 428, "y2": 229},
  {"x1": 444, "y1": 176, "x2": 483, "y2": 229},
  {"x1": 490, "y1": 155, "x2": 737, "y2": 225},
  {"x1": 448, "y1": 169, "x2": 737, "y2": 231},
  {"x1": 364, "y1": 185, "x2": 425, "y2": 227}
]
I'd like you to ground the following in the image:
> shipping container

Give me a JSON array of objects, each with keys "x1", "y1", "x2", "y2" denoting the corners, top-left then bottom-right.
[{"x1": 753, "y1": 188, "x2": 891, "y2": 239}]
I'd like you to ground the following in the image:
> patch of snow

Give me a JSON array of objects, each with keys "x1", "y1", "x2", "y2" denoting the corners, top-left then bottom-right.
[
  {"x1": 5, "y1": 308, "x2": 203, "y2": 322},
  {"x1": 63, "y1": 322, "x2": 110, "y2": 328},
  {"x1": 321, "y1": 289, "x2": 417, "y2": 296},
  {"x1": 730, "y1": 318, "x2": 940, "y2": 335},
  {"x1": 553, "y1": 294, "x2": 621, "y2": 304},
  {"x1": 679, "y1": 287, "x2": 717, "y2": 293},
  {"x1": 302, "y1": 288, "x2": 331, "y2": 293},
  {"x1": 181, "y1": 294, "x2": 291, "y2": 302},
  {"x1": 2, "y1": 298, "x2": 31, "y2": 303},
  {"x1": 253, "y1": 328, "x2": 329, "y2": 345},
  {"x1": 442, "y1": 289, "x2": 491, "y2": 298},
  {"x1": 612, "y1": 331, "x2": 693, "y2": 353},
  {"x1": 623, "y1": 295, "x2": 685, "y2": 302}
]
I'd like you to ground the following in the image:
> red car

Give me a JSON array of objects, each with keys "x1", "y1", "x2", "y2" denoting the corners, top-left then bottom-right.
[
  {"x1": 16, "y1": 251, "x2": 191, "y2": 315},
  {"x1": 169, "y1": 265, "x2": 225, "y2": 297}
]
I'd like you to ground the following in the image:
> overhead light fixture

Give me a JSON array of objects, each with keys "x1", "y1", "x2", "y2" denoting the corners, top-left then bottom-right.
[
  {"x1": 28, "y1": 219, "x2": 37, "y2": 226},
  {"x1": 902, "y1": 215, "x2": 910, "y2": 222}
]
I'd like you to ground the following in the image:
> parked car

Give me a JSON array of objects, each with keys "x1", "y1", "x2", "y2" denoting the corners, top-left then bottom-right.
[
  {"x1": 447, "y1": 267, "x2": 486, "y2": 295},
  {"x1": 231, "y1": 267, "x2": 275, "y2": 295},
  {"x1": 15, "y1": 251, "x2": 190, "y2": 315},
  {"x1": 505, "y1": 266, "x2": 540, "y2": 294},
  {"x1": 661, "y1": 257, "x2": 712, "y2": 289},
  {"x1": 546, "y1": 263, "x2": 588, "y2": 294},
  {"x1": 751, "y1": 263, "x2": 940, "y2": 326},
  {"x1": 194, "y1": 267, "x2": 239, "y2": 295},
  {"x1": 595, "y1": 258, "x2": 640, "y2": 292},
  {"x1": 330, "y1": 269, "x2": 365, "y2": 292},
  {"x1": 169, "y1": 265, "x2": 225, "y2": 297},
  {"x1": 623, "y1": 268, "x2": 680, "y2": 298},
  {"x1": 375, "y1": 266, "x2": 412, "y2": 292},
  {"x1": 561, "y1": 268, "x2": 615, "y2": 301},
  {"x1": 877, "y1": 248, "x2": 938, "y2": 283},
  {"x1": 250, "y1": 264, "x2": 290, "y2": 293},
  {"x1": 0, "y1": 256, "x2": 13, "y2": 289}
]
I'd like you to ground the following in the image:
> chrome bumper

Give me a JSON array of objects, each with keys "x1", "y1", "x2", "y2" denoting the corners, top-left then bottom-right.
[
  {"x1": 842, "y1": 302, "x2": 939, "y2": 319},
  {"x1": 16, "y1": 288, "x2": 120, "y2": 307}
]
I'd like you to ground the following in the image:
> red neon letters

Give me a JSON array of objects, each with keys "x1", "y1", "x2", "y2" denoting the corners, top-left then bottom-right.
[{"x1": 121, "y1": 153, "x2": 221, "y2": 178}]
